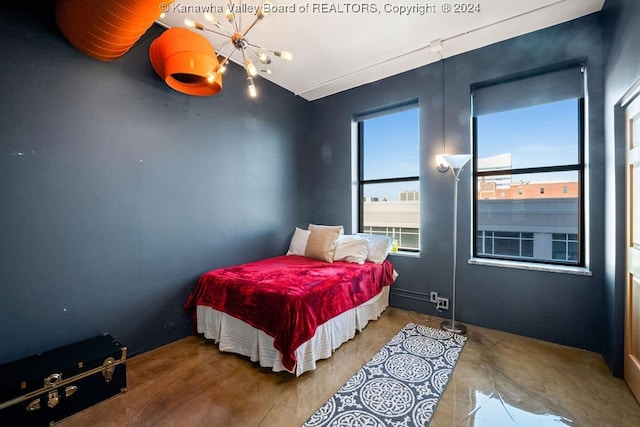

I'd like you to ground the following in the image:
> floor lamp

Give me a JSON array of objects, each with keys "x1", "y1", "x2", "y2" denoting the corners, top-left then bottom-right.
[{"x1": 436, "y1": 153, "x2": 472, "y2": 334}]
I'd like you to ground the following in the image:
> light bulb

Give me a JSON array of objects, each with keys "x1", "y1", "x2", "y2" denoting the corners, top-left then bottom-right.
[
  {"x1": 256, "y1": 3, "x2": 269, "y2": 20},
  {"x1": 436, "y1": 155, "x2": 450, "y2": 173},
  {"x1": 245, "y1": 60, "x2": 258, "y2": 77},
  {"x1": 275, "y1": 51, "x2": 293, "y2": 61},
  {"x1": 247, "y1": 77, "x2": 257, "y2": 98},
  {"x1": 256, "y1": 51, "x2": 271, "y2": 64},
  {"x1": 226, "y1": 8, "x2": 234, "y2": 23},
  {"x1": 184, "y1": 19, "x2": 204, "y2": 30},
  {"x1": 262, "y1": 2, "x2": 273, "y2": 15},
  {"x1": 204, "y1": 13, "x2": 217, "y2": 25}
]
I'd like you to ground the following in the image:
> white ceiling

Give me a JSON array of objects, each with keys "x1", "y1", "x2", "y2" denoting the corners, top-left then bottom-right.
[{"x1": 156, "y1": 0, "x2": 605, "y2": 101}]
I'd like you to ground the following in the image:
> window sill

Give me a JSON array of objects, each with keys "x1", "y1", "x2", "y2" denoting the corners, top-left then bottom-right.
[
  {"x1": 389, "y1": 251, "x2": 421, "y2": 259},
  {"x1": 468, "y1": 258, "x2": 592, "y2": 276}
]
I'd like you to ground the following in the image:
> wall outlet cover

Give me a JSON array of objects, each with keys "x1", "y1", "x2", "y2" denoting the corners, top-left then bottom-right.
[{"x1": 430, "y1": 291, "x2": 439, "y2": 303}]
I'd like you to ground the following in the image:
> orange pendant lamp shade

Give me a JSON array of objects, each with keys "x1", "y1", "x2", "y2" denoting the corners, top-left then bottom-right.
[
  {"x1": 55, "y1": 0, "x2": 172, "y2": 61},
  {"x1": 149, "y1": 28, "x2": 222, "y2": 96}
]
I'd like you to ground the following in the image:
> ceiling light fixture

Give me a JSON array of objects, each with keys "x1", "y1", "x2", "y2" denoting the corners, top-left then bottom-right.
[
  {"x1": 184, "y1": 1, "x2": 292, "y2": 98},
  {"x1": 149, "y1": 28, "x2": 222, "y2": 96},
  {"x1": 55, "y1": 0, "x2": 173, "y2": 61}
]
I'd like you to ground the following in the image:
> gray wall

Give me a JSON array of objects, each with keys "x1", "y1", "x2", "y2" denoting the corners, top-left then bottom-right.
[
  {"x1": 0, "y1": 3, "x2": 309, "y2": 363},
  {"x1": 306, "y1": 13, "x2": 607, "y2": 353},
  {"x1": 602, "y1": 0, "x2": 640, "y2": 376}
]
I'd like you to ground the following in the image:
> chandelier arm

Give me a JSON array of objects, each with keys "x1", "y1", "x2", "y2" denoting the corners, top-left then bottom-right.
[
  {"x1": 225, "y1": 48, "x2": 237, "y2": 64},
  {"x1": 242, "y1": 14, "x2": 263, "y2": 37},
  {"x1": 202, "y1": 27, "x2": 234, "y2": 38},
  {"x1": 247, "y1": 46, "x2": 271, "y2": 66},
  {"x1": 227, "y1": 0, "x2": 240, "y2": 33},
  {"x1": 218, "y1": 40, "x2": 233, "y2": 50},
  {"x1": 214, "y1": 41, "x2": 234, "y2": 63},
  {"x1": 215, "y1": 48, "x2": 236, "y2": 72},
  {"x1": 249, "y1": 45, "x2": 290, "y2": 59},
  {"x1": 239, "y1": 46, "x2": 248, "y2": 66},
  {"x1": 217, "y1": 42, "x2": 232, "y2": 57},
  {"x1": 218, "y1": 56, "x2": 229, "y2": 70},
  {"x1": 245, "y1": 42, "x2": 265, "y2": 50},
  {"x1": 246, "y1": 43, "x2": 289, "y2": 61},
  {"x1": 248, "y1": 46, "x2": 265, "y2": 56}
]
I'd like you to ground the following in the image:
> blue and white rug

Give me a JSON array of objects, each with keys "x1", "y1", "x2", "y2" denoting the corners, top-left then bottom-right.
[{"x1": 302, "y1": 323, "x2": 467, "y2": 427}]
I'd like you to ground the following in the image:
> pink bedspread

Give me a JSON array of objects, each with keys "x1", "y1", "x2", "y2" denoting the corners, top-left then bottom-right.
[{"x1": 184, "y1": 255, "x2": 395, "y2": 371}]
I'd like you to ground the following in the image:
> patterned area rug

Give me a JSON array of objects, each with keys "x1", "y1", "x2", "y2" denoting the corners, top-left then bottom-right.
[{"x1": 302, "y1": 323, "x2": 467, "y2": 427}]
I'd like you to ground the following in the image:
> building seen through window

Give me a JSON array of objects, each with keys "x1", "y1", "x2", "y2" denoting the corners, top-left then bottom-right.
[
  {"x1": 475, "y1": 153, "x2": 580, "y2": 262},
  {"x1": 362, "y1": 190, "x2": 420, "y2": 251},
  {"x1": 361, "y1": 166, "x2": 579, "y2": 260}
]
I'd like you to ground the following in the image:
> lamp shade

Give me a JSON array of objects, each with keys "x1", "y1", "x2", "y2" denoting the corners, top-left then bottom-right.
[
  {"x1": 436, "y1": 154, "x2": 472, "y2": 170},
  {"x1": 149, "y1": 28, "x2": 222, "y2": 96},
  {"x1": 55, "y1": 0, "x2": 172, "y2": 61}
]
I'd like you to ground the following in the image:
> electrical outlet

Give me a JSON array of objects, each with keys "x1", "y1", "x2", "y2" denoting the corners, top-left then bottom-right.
[
  {"x1": 430, "y1": 291, "x2": 439, "y2": 303},
  {"x1": 437, "y1": 297, "x2": 449, "y2": 310}
]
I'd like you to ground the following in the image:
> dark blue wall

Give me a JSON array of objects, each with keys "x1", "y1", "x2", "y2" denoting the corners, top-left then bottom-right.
[
  {"x1": 306, "y1": 13, "x2": 607, "y2": 353},
  {"x1": 0, "y1": 3, "x2": 309, "y2": 364},
  {"x1": 601, "y1": 0, "x2": 640, "y2": 377},
  {"x1": 2, "y1": 0, "x2": 636, "y2": 376}
]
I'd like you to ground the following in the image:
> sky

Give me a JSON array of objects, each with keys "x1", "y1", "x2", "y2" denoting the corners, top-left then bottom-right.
[
  {"x1": 477, "y1": 99, "x2": 579, "y2": 170},
  {"x1": 362, "y1": 107, "x2": 419, "y2": 201},
  {"x1": 361, "y1": 99, "x2": 579, "y2": 201}
]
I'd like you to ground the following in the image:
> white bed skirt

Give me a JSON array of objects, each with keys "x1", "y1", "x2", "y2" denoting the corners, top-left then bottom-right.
[{"x1": 195, "y1": 285, "x2": 390, "y2": 376}]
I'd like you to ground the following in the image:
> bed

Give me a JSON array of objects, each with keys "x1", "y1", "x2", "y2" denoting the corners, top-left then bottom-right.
[{"x1": 184, "y1": 226, "x2": 397, "y2": 375}]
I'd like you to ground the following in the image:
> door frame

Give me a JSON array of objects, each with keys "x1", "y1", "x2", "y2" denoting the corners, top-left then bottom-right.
[{"x1": 624, "y1": 82, "x2": 640, "y2": 403}]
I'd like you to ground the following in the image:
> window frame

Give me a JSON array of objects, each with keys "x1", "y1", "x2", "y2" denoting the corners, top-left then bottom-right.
[
  {"x1": 472, "y1": 73, "x2": 586, "y2": 267},
  {"x1": 356, "y1": 101, "x2": 420, "y2": 252}
]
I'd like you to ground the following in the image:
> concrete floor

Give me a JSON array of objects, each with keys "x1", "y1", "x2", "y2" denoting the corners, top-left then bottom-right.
[{"x1": 59, "y1": 307, "x2": 640, "y2": 426}]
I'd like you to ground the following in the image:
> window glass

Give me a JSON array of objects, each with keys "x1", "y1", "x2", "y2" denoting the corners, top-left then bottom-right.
[
  {"x1": 476, "y1": 100, "x2": 579, "y2": 170},
  {"x1": 358, "y1": 105, "x2": 420, "y2": 252},
  {"x1": 362, "y1": 109, "x2": 419, "y2": 180},
  {"x1": 473, "y1": 68, "x2": 584, "y2": 266}
]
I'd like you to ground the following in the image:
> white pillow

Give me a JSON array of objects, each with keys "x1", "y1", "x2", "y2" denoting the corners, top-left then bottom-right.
[
  {"x1": 286, "y1": 227, "x2": 310, "y2": 256},
  {"x1": 333, "y1": 235, "x2": 369, "y2": 264},
  {"x1": 354, "y1": 233, "x2": 392, "y2": 264}
]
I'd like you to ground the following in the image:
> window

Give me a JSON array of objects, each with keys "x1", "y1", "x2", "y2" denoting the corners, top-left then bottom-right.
[
  {"x1": 356, "y1": 102, "x2": 420, "y2": 251},
  {"x1": 552, "y1": 233, "x2": 578, "y2": 262},
  {"x1": 472, "y1": 64, "x2": 585, "y2": 266},
  {"x1": 477, "y1": 231, "x2": 534, "y2": 258}
]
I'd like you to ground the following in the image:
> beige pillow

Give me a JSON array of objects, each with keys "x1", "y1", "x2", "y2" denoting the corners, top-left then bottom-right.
[{"x1": 305, "y1": 224, "x2": 343, "y2": 262}]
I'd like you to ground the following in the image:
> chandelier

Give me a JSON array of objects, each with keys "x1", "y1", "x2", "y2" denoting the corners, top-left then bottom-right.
[{"x1": 184, "y1": 1, "x2": 293, "y2": 98}]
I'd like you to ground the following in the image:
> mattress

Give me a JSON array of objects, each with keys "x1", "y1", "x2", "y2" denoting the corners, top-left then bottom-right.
[{"x1": 195, "y1": 285, "x2": 390, "y2": 376}]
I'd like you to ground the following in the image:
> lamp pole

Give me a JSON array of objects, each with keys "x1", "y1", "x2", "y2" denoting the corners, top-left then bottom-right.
[{"x1": 437, "y1": 154, "x2": 471, "y2": 335}]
